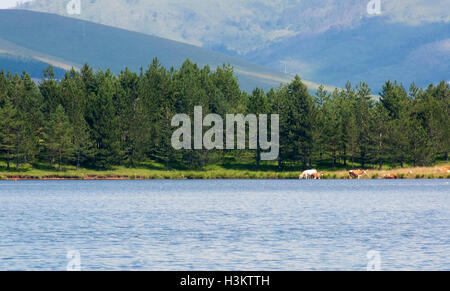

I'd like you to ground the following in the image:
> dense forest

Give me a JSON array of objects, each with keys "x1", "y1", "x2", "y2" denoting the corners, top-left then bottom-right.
[{"x1": 0, "y1": 58, "x2": 448, "y2": 171}]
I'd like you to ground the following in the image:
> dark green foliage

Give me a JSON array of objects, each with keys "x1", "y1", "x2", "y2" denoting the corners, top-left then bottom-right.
[
  {"x1": 43, "y1": 104, "x2": 74, "y2": 170},
  {"x1": 88, "y1": 70, "x2": 121, "y2": 169},
  {"x1": 0, "y1": 62, "x2": 448, "y2": 171},
  {"x1": 0, "y1": 97, "x2": 18, "y2": 169},
  {"x1": 248, "y1": 87, "x2": 268, "y2": 167},
  {"x1": 5, "y1": 71, "x2": 43, "y2": 169}
]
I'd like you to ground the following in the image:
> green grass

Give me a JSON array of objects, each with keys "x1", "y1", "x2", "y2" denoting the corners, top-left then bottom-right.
[
  {"x1": 0, "y1": 160, "x2": 448, "y2": 180},
  {"x1": 0, "y1": 162, "x2": 293, "y2": 180}
]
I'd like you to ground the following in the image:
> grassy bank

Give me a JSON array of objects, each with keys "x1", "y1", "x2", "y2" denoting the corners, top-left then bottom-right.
[{"x1": 0, "y1": 161, "x2": 449, "y2": 180}]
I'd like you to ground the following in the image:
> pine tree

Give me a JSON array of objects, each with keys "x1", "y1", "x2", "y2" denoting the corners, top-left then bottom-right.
[
  {"x1": 279, "y1": 76, "x2": 314, "y2": 169},
  {"x1": 247, "y1": 88, "x2": 268, "y2": 167},
  {"x1": 44, "y1": 105, "x2": 74, "y2": 170},
  {"x1": 212, "y1": 64, "x2": 242, "y2": 113},
  {"x1": 141, "y1": 58, "x2": 175, "y2": 169},
  {"x1": 380, "y1": 81, "x2": 409, "y2": 119},
  {"x1": 312, "y1": 85, "x2": 330, "y2": 163},
  {"x1": 117, "y1": 68, "x2": 148, "y2": 167},
  {"x1": 89, "y1": 70, "x2": 121, "y2": 169},
  {"x1": 409, "y1": 117, "x2": 431, "y2": 167},
  {"x1": 39, "y1": 66, "x2": 62, "y2": 117},
  {"x1": 60, "y1": 69, "x2": 93, "y2": 169},
  {"x1": 0, "y1": 98, "x2": 19, "y2": 169},
  {"x1": 322, "y1": 89, "x2": 341, "y2": 168},
  {"x1": 380, "y1": 81, "x2": 410, "y2": 167},
  {"x1": 269, "y1": 85, "x2": 286, "y2": 169},
  {"x1": 338, "y1": 82, "x2": 355, "y2": 167},
  {"x1": 371, "y1": 102, "x2": 390, "y2": 170},
  {"x1": 355, "y1": 82, "x2": 374, "y2": 168},
  {"x1": 425, "y1": 82, "x2": 449, "y2": 162}
]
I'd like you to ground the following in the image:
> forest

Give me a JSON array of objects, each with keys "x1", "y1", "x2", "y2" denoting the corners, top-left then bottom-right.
[{"x1": 0, "y1": 58, "x2": 448, "y2": 172}]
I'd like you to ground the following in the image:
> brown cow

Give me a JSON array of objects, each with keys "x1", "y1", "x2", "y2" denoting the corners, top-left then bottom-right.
[
  {"x1": 383, "y1": 174, "x2": 399, "y2": 179},
  {"x1": 349, "y1": 170, "x2": 367, "y2": 179},
  {"x1": 440, "y1": 166, "x2": 450, "y2": 173},
  {"x1": 311, "y1": 172, "x2": 323, "y2": 180}
]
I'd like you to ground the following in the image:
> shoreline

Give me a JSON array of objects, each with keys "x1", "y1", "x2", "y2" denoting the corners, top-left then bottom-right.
[{"x1": 1, "y1": 166, "x2": 449, "y2": 181}]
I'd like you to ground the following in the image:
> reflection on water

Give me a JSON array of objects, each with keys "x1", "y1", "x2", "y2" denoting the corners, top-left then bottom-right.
[{"x1": 0, "y1": 180, "x2": 449, "y2": 270}]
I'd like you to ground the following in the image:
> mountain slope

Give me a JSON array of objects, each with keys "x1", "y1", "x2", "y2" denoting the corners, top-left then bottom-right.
[
  {"x1": 19, "y1": 0, "x2": 450, "y2": 55},
  {"x1": 0, "y1": 9, "x2": 334, "y2": 92},
  {"x1": 16, "y1": 1, "x2": 450, "y2": 92},
  {"x1": 18, "y1": 0, "x2": 368, "y2": 54},
  {"x1": 0, "y1": 53, "x2": 66, "y2": 78},
  {"x1": 246, "y1": 17, "x2": 450, "y2": 92}
]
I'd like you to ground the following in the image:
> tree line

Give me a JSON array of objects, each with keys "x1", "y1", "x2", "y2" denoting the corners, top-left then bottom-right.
[{"x1": 0, "y1": 58, "x2": 448, "y2": 171}]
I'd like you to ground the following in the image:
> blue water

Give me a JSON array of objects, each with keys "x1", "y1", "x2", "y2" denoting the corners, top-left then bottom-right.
[{"x1": 0, "y1": 180, "x2": 448, "y2": 270}]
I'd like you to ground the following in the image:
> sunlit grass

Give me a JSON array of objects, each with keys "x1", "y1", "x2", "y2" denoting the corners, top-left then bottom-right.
[{"x1": 0, "y1": 160, "x2": 448, "y2": 180}]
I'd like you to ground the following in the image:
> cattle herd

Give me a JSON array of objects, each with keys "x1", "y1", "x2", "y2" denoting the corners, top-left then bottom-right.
[
  {"x1": 299, "y1": 169, "x2": 369, "y2": 180},
  {"x1": 299, "y1": 169, "x2": 323, "y2": 180},
  {"x1": 299, "y1": 166, "x2": 450, "y2": 180},
  {"x1": 299, "y1": 169, "x2": 368, "y2": 180}
]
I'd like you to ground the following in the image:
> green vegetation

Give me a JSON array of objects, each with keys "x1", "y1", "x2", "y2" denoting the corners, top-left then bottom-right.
[
  {"x1": 1, "y1": 160, "x2": 448, "y2": 180},
  {"x1": 0, "y1": 59, "x2": 449, "y2": 179}
]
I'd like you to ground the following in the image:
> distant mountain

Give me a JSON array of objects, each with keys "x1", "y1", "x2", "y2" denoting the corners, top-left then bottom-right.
[
  {"x1": 18, "y1": 0, "x2": 368, "y2": 54},
  {"x1": 18, "y1": 0, "x2": 450, "y2": 92},
  {"x1": 0, "y1": 9, "x2": 334, "y2": 92},
  {"x1": 247, "y1": 17, "x2": 450, "y2": 92}
]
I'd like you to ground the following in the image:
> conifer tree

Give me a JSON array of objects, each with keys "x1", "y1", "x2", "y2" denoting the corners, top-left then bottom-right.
[
  {"x1": 248, "y1": 88, "x2": 268, "y2": 167},
  {"x1": 60, "y1": 69, "x2": 93, "y2": 169},
  {"x1": 89, "y1": 70, "x2": 121, "y2": 168},
  {"x1": 279, "y1": 75, "x2": 314, "y2": 169},
  {"x1": 44, "y1": 105, "x2": 74, "y2": 170},
  {"x1": 0, "y1": 98, "x2": 19, "y2": 169}
]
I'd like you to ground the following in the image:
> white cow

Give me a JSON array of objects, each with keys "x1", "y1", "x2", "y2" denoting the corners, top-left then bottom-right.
[{"x1": 299, "y1": 169, "x2": 317, "y2": 180}]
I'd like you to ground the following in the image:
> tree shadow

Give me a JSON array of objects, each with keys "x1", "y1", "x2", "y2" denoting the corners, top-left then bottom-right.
[
  {"x1": 0, "y1": 164, "x2": 31, "y2": 173},
  {"x1": 220, "y1": 162, "x2": 301, "y2": 172},
  {"x1": 31, "y1": 163, "x2": 58, "y2": 171}
]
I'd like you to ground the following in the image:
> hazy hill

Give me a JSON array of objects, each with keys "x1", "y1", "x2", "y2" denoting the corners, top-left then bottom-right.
[
  {"x1": 18, "y1": 0, "x2": 450, "y2": 92},
  {"x1": 247, "y1": 17, "x2": 450, "y2": 92},
  {"x1": 0, "y1": 53, "x2": 65, "y2": 78},
  {"x1": 18, "y1": 0, "x2": 369, "y2": 54},
  {"x1": 0, "y1": 10, "x2": 332, "y2": 92}
]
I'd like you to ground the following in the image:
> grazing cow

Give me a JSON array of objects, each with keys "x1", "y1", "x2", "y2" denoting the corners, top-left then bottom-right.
[
  {"x1": 299, "y1": 169, "x2": 317, "y2": 180},
  {"x1": 383, "y1": 174, "x2": 399, "y2": 179},
  {"x1": 349, "y1": 170, "x2": 367, "y2": 179},
  {"x1": 311, "y1": 172, "x2": 323, "y2": 180},
  {"x1": 441, "y1": 166, "x2": 450, "y2": 173}
]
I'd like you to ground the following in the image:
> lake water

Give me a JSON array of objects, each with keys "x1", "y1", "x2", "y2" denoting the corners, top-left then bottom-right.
[{"x1": 0, "y1": 180, "x2": 448, "y2": 270}]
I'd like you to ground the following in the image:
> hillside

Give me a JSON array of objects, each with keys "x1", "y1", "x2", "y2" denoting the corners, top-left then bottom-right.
[
  {"x1": 0, "y1": 9, "x2": 334, "y2": 93},
  {"x1": 247, "y1": 17, "x2": 450, "y2": 92},
  {"x1": 17, "y1": 0, "x2": 450, "y2": 92},
  {"x1": 18, "y1": 0, "x2": 367, "y2": 55},
  {"x1": 0, "y1": 53, "x2": 65, "y2": 78}
]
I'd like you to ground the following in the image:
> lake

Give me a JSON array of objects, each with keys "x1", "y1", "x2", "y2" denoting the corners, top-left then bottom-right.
[{"x1": 0, "y1": 180, "x2": 448, "y2": 270}]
